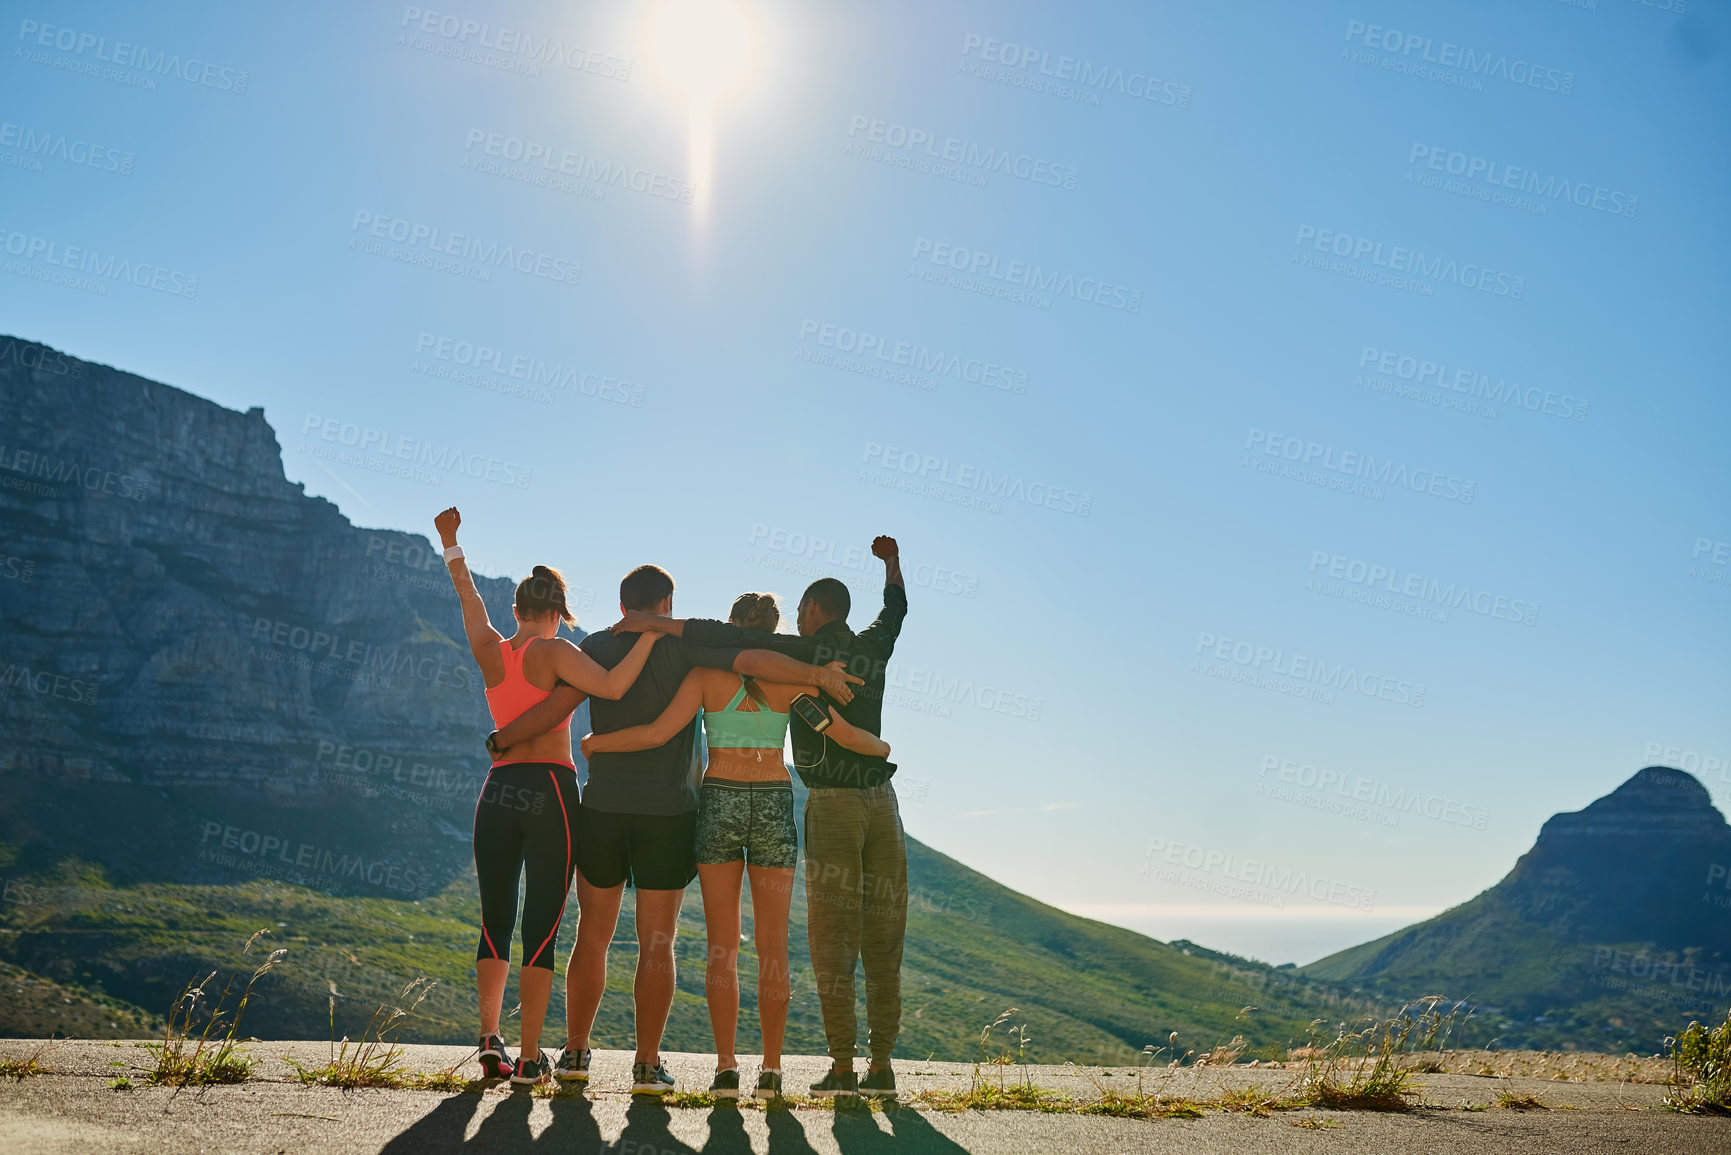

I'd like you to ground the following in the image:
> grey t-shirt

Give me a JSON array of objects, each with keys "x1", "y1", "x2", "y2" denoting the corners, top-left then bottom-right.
[{"x1": 577, "y1": 629, "x2": 741, "y2": 816}]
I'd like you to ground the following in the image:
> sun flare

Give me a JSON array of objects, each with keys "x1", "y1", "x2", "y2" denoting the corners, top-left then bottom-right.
[{"x1": 646, "y1": 0, "x2": 760, "y2": 223}]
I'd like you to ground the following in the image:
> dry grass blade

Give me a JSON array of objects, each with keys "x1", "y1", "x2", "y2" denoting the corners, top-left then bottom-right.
[
  {"x1": 144, "y1": 931, "x2": 284, "y2": 1087},
  {"x1": 1290, "y1": 997, "x2": 1470, "y2": 1112},
  {"x1": 285, "y1": 977, "x2": 438, "y2": 1089}
]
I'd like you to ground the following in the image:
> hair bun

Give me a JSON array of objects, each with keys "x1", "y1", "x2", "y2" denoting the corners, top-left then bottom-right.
[{"x1": 516, "y1": 564, "x2": 575, "y2": 628}]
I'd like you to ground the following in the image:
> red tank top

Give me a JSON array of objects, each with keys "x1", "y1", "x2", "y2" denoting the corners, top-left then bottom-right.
[{"x1": 484, "y1": 638, "x2": 572, "y2": 767}]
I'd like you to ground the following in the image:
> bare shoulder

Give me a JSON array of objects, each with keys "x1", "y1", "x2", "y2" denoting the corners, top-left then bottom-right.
[{"x1": 696, "y1": 666, "x2": 744, "y2": 707}]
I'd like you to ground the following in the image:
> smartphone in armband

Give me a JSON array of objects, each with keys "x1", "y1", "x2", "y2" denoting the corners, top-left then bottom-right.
[{"x1": 790, "y1": 694, "x2": 832, "y2": 733}]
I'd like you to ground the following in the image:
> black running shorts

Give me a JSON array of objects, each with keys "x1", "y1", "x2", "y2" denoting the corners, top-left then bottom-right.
[{"x1": 574, "y1": 803, "x2": 698, "y2": 890}]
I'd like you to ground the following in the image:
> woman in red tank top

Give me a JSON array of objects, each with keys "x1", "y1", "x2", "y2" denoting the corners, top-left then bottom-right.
[{"x1": 435, "y1": 507, "x2": 665, "y2": 1084}]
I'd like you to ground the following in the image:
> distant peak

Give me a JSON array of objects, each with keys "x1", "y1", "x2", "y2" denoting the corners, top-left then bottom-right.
[{"x1": 1598, "y1": 765, "x2": 1713, "y2": 811}]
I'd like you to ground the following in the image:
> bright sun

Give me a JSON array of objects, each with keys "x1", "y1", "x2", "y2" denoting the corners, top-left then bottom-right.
[{"x1": 646, "y1": 0, "x2": 760, "y2": 222}]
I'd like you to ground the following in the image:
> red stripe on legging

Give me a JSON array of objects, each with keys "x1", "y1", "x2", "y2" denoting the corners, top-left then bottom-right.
[
  {"x1": 525, "y1": 767, "x2": 573, "y2": 969},
  {"x1": 475, "y1": 770, "x2": 502, "y2": 960}
]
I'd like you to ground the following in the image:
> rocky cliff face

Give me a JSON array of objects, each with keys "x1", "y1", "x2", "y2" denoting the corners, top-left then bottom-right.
[
  {"x1": 1503, "y1": 766, "x2": 1731, "y2": 951},
  {"x1": 0, "y1": 336, "x2": 554, "y2": 896}
]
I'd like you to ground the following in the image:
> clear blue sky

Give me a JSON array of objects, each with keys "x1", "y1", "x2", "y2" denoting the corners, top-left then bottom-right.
[{"x1": 4, "y1": 0, "x2": 1727, "y2": 965}]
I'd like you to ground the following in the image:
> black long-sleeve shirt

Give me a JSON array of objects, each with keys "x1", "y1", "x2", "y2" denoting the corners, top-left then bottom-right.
[{"x1": 684, "y1": 584, "x2": 907, "y2": 789}]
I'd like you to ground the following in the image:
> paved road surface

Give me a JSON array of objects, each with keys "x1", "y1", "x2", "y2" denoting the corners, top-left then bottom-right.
[{"x1": 1, "y1": 1041, "x2": 1723, "y2": 1154}]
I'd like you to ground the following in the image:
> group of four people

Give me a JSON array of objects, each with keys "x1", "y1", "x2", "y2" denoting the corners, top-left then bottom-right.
[{"x1": 434, "y1": 507, "x2": 911, "y2": 1100}]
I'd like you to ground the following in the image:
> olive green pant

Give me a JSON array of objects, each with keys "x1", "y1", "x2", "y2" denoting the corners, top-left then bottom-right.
[{"x1": 803, "y1": 784, "x2": 908, "y2": 1066}]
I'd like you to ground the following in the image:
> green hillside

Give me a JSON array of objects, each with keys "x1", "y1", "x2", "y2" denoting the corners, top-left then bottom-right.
[{"x1": 0, "y1": 822, "x2": 1375, "y2": 1063}]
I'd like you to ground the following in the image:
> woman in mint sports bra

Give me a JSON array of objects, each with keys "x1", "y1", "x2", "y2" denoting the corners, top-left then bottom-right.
[{"x1": 579, "y1": 592, "x2": 889, "y2": 1101}]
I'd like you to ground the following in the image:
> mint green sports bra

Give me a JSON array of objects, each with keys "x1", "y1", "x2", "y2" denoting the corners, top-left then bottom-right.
[{"x1": 703, "y1": 684, "x2": 789, "y2": 749}]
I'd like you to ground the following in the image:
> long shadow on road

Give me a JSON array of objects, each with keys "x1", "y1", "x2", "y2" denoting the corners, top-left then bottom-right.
[{"x1": 373, "y1": 1089, "x2": 974, "y2": 1154}]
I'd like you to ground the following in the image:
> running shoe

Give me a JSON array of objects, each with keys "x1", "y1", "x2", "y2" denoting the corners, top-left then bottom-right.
[
  {"x1": 860, "y1": 1065, "x2": 897, "y2": 1098},
  {"x1": 478, "y1": 1033, "x2": 515, "y2": 1080},
  {"x1": 808, "y1": 1066, "x2": 857, "y2": 1098},
  {"x1": 753, "y1": 1069, "x2": 783, "y2": 1102},
  {"x1": 710, "y1": 1068, "x2": 740, "y2": 1099},
  {"x1": 553, "y1": 1045, "x2": 591, "y2": 1083},
  {"x1": 632, "y1": 1060, "x2": 676, "y2": 1095},
  {"x1": 511, "y1": 1050, "x2": 549, "y2": 1086}
]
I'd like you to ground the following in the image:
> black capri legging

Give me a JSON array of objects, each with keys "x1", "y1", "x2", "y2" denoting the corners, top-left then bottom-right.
[{"x1": 472, "y1": 762, "x2": 578, "y2": 971}]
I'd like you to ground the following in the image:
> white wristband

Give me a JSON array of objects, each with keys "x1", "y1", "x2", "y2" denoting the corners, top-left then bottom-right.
[{"x1": 443, "y1": 545, "x2": 464, "y2": 564}]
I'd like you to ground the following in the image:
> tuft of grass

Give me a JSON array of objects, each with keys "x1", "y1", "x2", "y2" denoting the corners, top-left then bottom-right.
[
  {"x1": 284, "y1": 977, "x2": 438, "y2": 1089},
  {"x1": 915, "y1": 1084, "x2": 1073, "y2": 1114},
  {"x1": 0, "y1": 1043, "x2": 50, "y2": 1080},
  {"x1": 143, "y1": 930, "x2": 284, "y2": 1086},
  {"x1": 108, "y1": 1075, "x2": 133, "y2": 1091},
  {"x1": 1080, "y1": 1091, "x2": 1205, "y2": 1119},
  {"x1": 1494, "y1": 1090, "x2": 1549, "y2": 1110},
  {"x1": 662, "y1": 1090, "x2": 717, "y2": 1108},
  {"x1": 1290, "y1": 996, "x2": 1469, "y2": 1112},
  {"x1": 1216, "y1": 1086, "x2": 1302, "y2": 1116},
  {"x1": 1290, "y1": 1116, "x2": 1341, "y2": 1129},
  {"x1": 407, "y1": 1068, "x2": 476, "y2": 1093},
  {"x1": 1664, "y1": 1010, "x2": 1731, "y2": 1114}
]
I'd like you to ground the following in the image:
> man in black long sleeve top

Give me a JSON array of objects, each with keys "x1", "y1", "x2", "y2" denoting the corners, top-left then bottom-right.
[{"x1": 622, "y1": 536, "x2": 909, "y2": 1099}]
